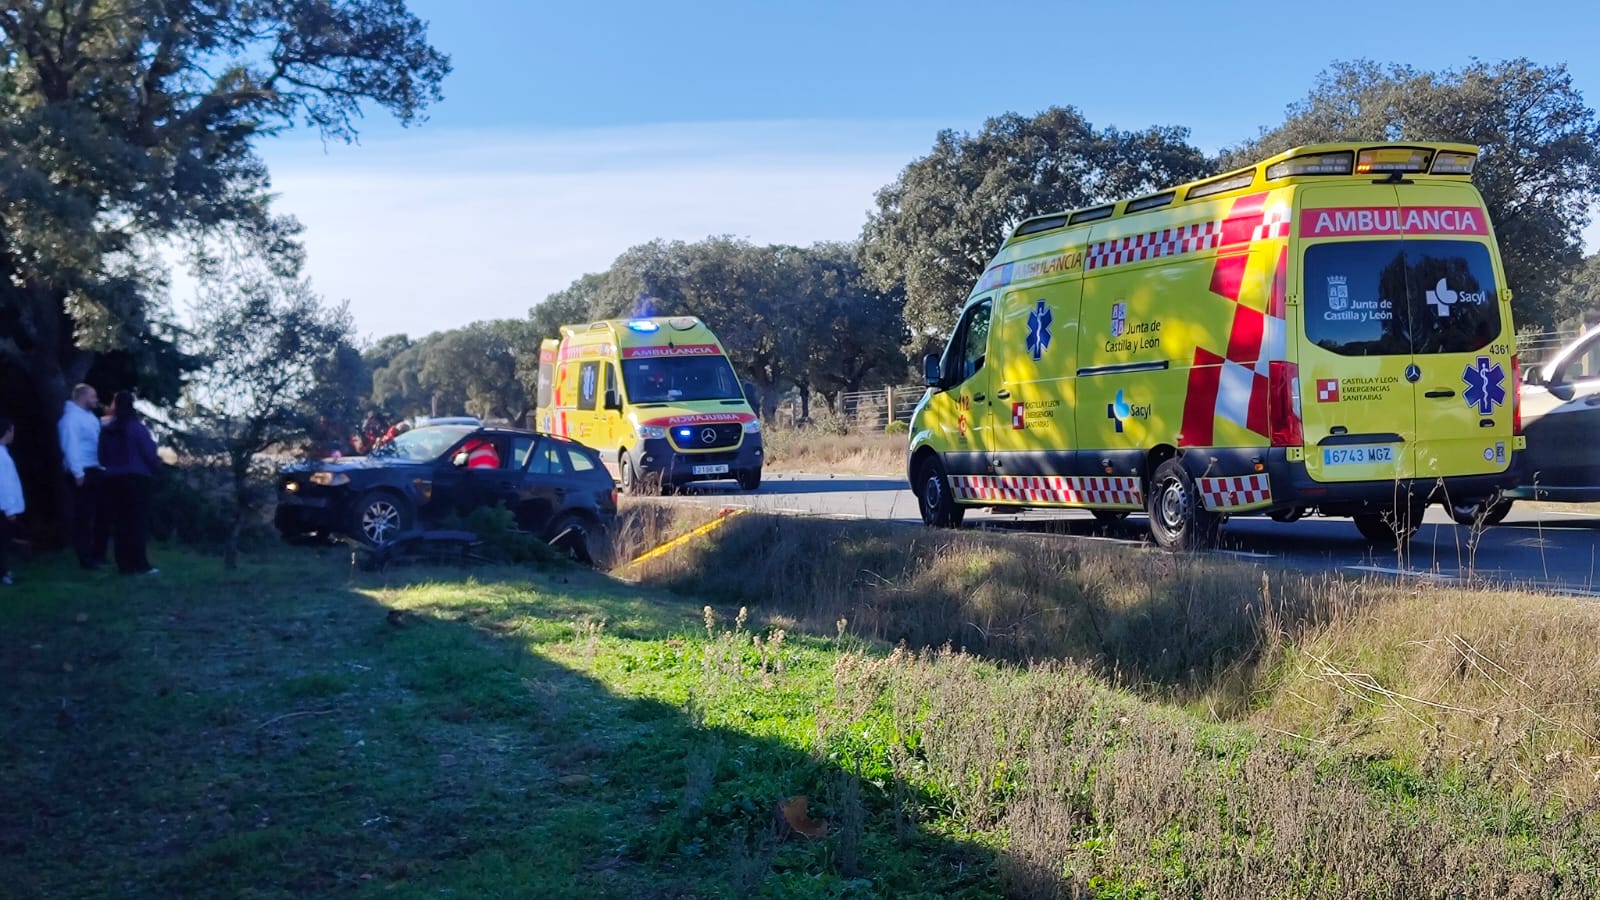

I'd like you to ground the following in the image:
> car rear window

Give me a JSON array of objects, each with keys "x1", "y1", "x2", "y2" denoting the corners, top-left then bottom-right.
[
  {"x1": 563, "y1": 447, "x2": 598, "y2": 473},
  {"x1": 1302, "y1": 239, "x2": 1501, "y2": 357}
]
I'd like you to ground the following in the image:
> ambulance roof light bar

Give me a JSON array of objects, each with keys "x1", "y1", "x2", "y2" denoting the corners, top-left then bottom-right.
[
  {"x1": 1355, "y1": 146, "x2": 1433, "y2": 175},
  {"x1": 1430, "y1": 150, "x2": 1477, "y2": 175},
  {"x1": 626, "y1": 319, "x2": 660, "y2": 333},
  {"x1": 1265, "y1": 150, "x2": 1354, "y2": 180}
]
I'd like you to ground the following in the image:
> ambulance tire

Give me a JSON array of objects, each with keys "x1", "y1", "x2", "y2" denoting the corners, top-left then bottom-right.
[
  {"x1": 1448, "y1": 496, "x2": 1513, "y2": 528},
  {"x1": 1353, "y1": 499, "x2": 1427, "y2": 547},
  {"x1": 916, "y1": 458, "x2": 965, "y2": 528},
  {"x1": 737, "y1": 468, "x2": 762, "y2": 491},
  {"x1": 620, "y1": 455, "x2": 653, "y2": 496},
  {"x1": 1146, "y1": 458, "x2": 1219, "y2": 551}
]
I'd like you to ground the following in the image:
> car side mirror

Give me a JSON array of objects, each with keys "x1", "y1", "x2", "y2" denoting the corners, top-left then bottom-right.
[
  {"x1": 923, "y1": 353, "x2": 943, "y2": 390},
  {"x1": 604, "y1": 388, "x2": 621, "y2": 411}
]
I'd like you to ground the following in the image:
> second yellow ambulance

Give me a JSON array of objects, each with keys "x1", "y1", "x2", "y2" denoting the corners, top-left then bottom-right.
[
  {"x1": 910, "y1": 142, "x2": 1523, "y2": 549},
  {"x1": 536, "y1": 317, "x2": 764, "y2": 493}
]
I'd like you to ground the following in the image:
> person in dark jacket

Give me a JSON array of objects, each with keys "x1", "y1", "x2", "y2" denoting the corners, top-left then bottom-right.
[{"x1": 98, "y1": 391, "x2": 162, "y2": 575}]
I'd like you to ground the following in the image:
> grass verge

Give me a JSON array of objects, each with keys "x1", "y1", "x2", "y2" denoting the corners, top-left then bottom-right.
[
  {"x1": 2, "y1": 509, "x2": 1598, "y2": 898},
  {"x1": 760, "y1": 428, "x2": 904, "y2": 477}
]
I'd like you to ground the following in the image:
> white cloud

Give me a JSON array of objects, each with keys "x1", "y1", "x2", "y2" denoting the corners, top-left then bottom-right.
[{"x1": 169, "y1": 121, "x2": 930, "y2": 341}]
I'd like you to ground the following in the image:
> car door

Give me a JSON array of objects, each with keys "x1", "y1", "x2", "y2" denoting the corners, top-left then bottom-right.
[
  {"x1": 518, "y1": 438, "x2": 572, "y2": 533},
  {"x1": 462, "y1": 435, "x2": 524, "y2": 515},
  {"x1": 1522, "y1": 328, "x2": 1600, "y2": 495}
]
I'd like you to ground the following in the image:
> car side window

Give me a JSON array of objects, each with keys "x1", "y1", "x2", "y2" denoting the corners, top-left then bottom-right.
[
  {"x1": 1551, "y1": 331, "x2": 1600, "y2": 386},
  {"x1": 528, "y1": 442, "x2": 568, "y2": 476},
  {"x1": 511, "y1": 436, "x2": 536, "y2": 469},
  {"x1": 562, "y1": 447, "x2": 598, "y2": 473}
]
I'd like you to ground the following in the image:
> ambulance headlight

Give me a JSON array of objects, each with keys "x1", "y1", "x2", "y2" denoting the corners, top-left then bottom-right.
[
  {"x1": 743, "y1": 420, "x2": 761, "y2": 434},
  {"x1": 636, "y1": 424, "x2": 667, "y2": 439}
]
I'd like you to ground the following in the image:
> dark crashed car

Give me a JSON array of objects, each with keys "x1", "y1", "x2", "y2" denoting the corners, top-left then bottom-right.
[{"x1": 274, "y1": 424, "x2": 617, "y2": 555}]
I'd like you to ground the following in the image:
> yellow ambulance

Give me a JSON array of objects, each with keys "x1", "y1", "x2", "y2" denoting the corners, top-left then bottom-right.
[
  {"x1": 535, "y1": 317, "x2": 764, "y2": 493},
  {"x1": 909, "y1": 142, "x2": 1523, "y2": 550}
]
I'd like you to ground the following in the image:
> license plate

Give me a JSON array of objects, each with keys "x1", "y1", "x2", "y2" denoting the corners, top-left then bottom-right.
[
  {"x1": 1322, "y1": 445, "x2": 1396, "y2": 466},
  {"x1": 692, "y1": 464, "x2": 730, "y2": 475}
]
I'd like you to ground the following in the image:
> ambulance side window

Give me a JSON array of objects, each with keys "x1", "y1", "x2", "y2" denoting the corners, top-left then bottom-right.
[
  {"x1": 946, "y1": 300, "x2": 992, "y2": 385},
  {"x1": 578, "y1": 362, "x2": 599, "y2": 411}
]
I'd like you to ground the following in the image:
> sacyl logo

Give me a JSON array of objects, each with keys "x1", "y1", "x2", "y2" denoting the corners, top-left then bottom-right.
[{"x1": 1425, "y1": 278, "x2": 1487, "y2": 317}]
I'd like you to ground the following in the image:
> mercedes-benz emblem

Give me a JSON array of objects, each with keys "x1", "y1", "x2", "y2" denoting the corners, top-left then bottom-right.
[
  {"x1": 1404, "y1": 363, "x2": 1422, "y2": 383},
  {"x1": 700, "y1": 427, "x2": 717, "y2": 445}
]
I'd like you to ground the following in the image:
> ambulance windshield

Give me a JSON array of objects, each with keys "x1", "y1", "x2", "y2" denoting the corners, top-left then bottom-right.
[
  {"x1": 622, "y1": 356, "x2": 745, "y2": 404},
  {"x1": 1301, "y1": 239, "x2": 1501, "y2": 357}
]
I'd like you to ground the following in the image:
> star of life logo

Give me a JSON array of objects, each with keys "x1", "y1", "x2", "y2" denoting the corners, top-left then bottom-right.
[
  {"x1": 1110, "y1": 301, "x2": 1127, "y2": 338},
  {"x1": 1326, "y1": 276, "x2": 1349, "y2": 311},
  {"x1": 1026, "y1": 300, "x2": 1053, "y2": 361},
  {"x1": 1316, "y1": 378, "x2": 1340, "y2": 403},
  {"x1": 1462, "y1": 355, "x2": 1506, "y2": 415}
]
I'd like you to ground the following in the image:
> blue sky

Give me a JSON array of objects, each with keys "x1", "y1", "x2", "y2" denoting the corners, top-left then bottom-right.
[{"x1": 237, "y1": 0, "x2": 1600, "y2": 341}]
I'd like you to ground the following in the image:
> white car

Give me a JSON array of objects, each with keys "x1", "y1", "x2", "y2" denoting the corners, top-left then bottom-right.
[{"x1": 1451, "y1": 324, "x2": 1600, "y2": 525}]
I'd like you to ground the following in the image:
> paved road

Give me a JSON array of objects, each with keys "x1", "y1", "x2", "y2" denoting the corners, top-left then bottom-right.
[{"x1": 656, "y1": 473, "x2": 1600, "y2": 596}]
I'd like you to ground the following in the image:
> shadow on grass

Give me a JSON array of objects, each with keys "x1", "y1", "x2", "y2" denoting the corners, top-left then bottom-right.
[{"x1": 0, "y1": 545, "x2": 1000, "y2": 898}]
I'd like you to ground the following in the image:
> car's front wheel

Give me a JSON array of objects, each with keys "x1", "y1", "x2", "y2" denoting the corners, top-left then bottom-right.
[{"x1": 348, "y1": 490, "x2": 412, "y2": 547}]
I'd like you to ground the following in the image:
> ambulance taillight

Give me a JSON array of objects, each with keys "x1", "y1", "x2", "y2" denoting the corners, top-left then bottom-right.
[
  {"x1": 1511, "y1": 354, "x2": 1523, "y2": 435},
  {"x1": 1268, "y1": 361, "x2": 1303, "y2": 448}
]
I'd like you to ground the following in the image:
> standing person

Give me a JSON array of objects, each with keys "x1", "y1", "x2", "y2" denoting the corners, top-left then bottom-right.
[
  {"x1": 98, "y1": 391, "x2": 162, "y2": 576},
  {"x1": 0, "y1": 416, "x2": 23, "y2": 585},
  {"x1": 57, "y1": 383, "x2": 104, "y2": 570}
]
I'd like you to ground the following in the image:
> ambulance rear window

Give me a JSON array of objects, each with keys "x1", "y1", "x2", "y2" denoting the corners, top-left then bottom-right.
[{"x1": 1302, "y1": 240, "x2": 1500, "y2": 357}]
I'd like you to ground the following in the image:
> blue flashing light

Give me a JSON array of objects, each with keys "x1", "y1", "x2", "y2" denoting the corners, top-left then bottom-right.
[
  {"x1": 627, "y1": 319, "x2": 660, "y2": 333},
  {"x1": 676, "y1": 428, "x2": 693, "y2": 439}
]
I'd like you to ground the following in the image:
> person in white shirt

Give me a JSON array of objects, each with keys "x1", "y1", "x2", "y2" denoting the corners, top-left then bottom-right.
[
  {"x1": 58, "y1": 383, "x2": 105, "y2": 569},
  {"x1": 0, "y1": 416, "x2": 23, "y2": 585}
]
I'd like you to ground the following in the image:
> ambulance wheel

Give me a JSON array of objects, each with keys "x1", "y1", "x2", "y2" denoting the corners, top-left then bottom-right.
[
  {"x1": 1354, "y1": 499, "x2": 1427, "y2": 546},
  {"x1": 917, "y1": 458, "x2": 965, "y2": 528},
  {"x1": 620, "y1": 455, "x2": 653, "y2": 496},
  {"x1": 1091, "y1": 509, "x2": 1130, "y2": 525},
  {"x1": 1146, "y1": 458, "x2": 1218, "y2": 551},
  {"x1": 737, "y1": 468, "x2": 762, "y2": 491},
  {"x1": 1449, "y1": 496, "x2": 1513, "y2": 528}
]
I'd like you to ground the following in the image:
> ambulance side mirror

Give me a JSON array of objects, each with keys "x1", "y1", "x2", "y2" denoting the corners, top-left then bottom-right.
[
  {"x1": 922, "y1": 353, "x2": 944, "y2": 390},
  {"x1": 603, "y1": 388, "x2": 621, "y2": 411},
  {"x1": 1521, "y1": 367, "x2": 1544, "y2": 387}
]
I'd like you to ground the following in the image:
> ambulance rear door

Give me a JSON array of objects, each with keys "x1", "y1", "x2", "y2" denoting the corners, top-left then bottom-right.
[
  {"x1": 1396, "y1": 182, "x2": 1514, "y2": 485},
  {"x1": 1297, "y1": 185, "x2": 1419, "y2": 484}
]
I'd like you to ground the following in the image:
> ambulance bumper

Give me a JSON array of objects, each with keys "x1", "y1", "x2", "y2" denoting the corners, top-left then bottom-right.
[
  {"x1": 629, "y1": 436, "x2": 764, "y2": 486},
  {"x1": 1259, "y1": 449, "x2": 1520, "y2": 513}
]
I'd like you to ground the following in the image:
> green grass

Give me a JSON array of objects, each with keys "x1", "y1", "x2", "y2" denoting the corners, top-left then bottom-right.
[
  {"x1": 4, "y1": 520, "x2": 1599, "y2": 899},
  {"x1": 0, "y1": 546, "x2": 999, "y2": 898}
]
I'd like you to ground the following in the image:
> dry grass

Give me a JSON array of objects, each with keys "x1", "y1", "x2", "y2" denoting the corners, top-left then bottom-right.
[
  {"x1": 760, "y1": 427, "x2": 905, "y2": 477},
  {"x1": 622, "y1": 510, "x2": 1600, "y2": 804},
  {"x1": 830, "y1": 647, "x2": 1600, "y2": 899}
]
